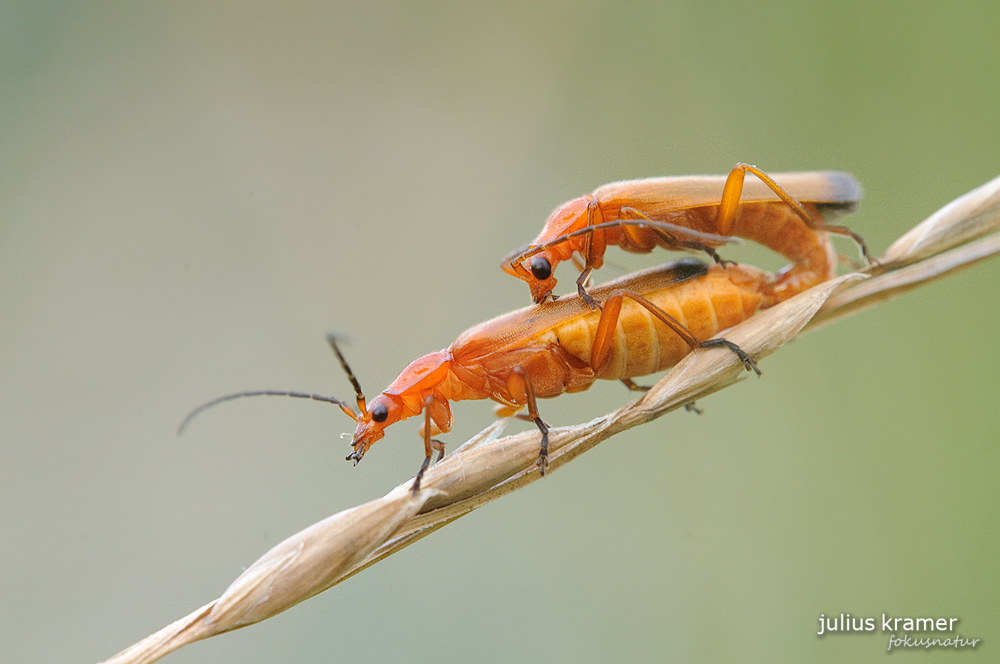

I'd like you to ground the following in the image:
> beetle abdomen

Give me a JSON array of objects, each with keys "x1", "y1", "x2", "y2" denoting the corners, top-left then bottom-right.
[{"x1": 574, "y1": 264, "x2": 768, "y2": 381}]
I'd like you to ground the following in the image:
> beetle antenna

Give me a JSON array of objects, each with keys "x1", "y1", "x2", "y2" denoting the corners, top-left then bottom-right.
[
  {"x1": 177, "y1": 390, "x2": 358, "y2": 435},
  {"x1": 512, "y1": 219, "x2": 740, "y2": 265},
  {"x1": 326, "y1": 333, "x2": 369, "y2": 417}
]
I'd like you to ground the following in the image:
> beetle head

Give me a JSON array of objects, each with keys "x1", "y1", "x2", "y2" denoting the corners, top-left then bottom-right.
[
  {"x1": 501, "y1": 246, "x2": 559, "y2": 303},
  {"x1": 346, "y1": 393, "x2": 403, "y2": 464}
]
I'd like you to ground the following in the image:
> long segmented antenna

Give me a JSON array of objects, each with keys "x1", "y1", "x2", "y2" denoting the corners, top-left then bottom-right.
[
  {"x1": 326, "y1": 333, "x2": 369, "y2": 418},
  {"x1": 503, "y1": 218, "x2": 741, "y2": 268},
  {"x1": 177, "y1": 390, "x2": 358, "y2": 435},
  {"x1": 178, "y1": 334, "x2": 371, "y2": 435}
]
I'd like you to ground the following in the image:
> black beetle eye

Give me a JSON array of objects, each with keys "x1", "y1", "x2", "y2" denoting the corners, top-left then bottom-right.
[
  {"x1": 530, "y1": 257, "x2": 552, "y2": 281},
  {"x1": 371, "y1": 403, "x2": 389, "y2": 423}
]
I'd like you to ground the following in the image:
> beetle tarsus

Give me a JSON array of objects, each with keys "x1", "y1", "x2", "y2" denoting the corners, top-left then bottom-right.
[
  {"x1": 412, "y1": 454, "x2": 432, "y2": 494},
  {"x1": 535, "y1": 423, "x2": 550, "y2": 476},
  {"x1": 431, "y1": 439, "x2": 446, "y2": 463},
  {"x1": 699, "y1": 338, "x2": 761, "y2": 376}
]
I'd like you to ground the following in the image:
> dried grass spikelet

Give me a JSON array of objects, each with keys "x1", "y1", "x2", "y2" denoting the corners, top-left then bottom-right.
[
  {"x1": 880, "y1": 174, "x2": 1000, "y2": 269},
  {"x1": 809, "y1": 173, "x2": 1000, "y2": 330},
  {"x1": 100, "y1": 174, "x2": 1000, "y2": 664},
  {"x1": 102, "y1": 490, "x2": 439, "y2": 664}
]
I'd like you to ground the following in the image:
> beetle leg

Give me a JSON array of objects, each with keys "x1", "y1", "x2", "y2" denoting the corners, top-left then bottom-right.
[
  {"x1": 582, "y1": 197, "x2": 606, "y2": 272},
  {"x1": 511, "y1": 366, "x2": 550, "y2": 476},
  {"x1": 719, "y1": 163, "x2": 874, "y2": 264},
  {"x1": 622, "y1": 378, "x2": 702, "y2": 413},
  {"x1": 497, "y1": 406, "x2": 547, "y2": 428},
  {"x1": 431, "y1": 439, "x2": 446, "y2": 463},
  {"x1": 411, "y1": 396, "x2": 437, "y2": 494},
  {"x1": 698, "y1": 337, "x2": 761, "y2": 376},
  {"x1": 837, "y1": 250, "x2": 865, "y2": 271},
  {"x1": 576, "y1": 266, "x2": 600, "y2": 310},
  {"x1": 620, "y1": 378, "x2": 650, "y2": 392},
  {"x1": 592, "y1": 288, "x2": 761, "y2": 376},
  {"x1": 493, "y1": 403, "x2": 522, "y2": 418},
  {"x1": 548, "y1": 196, "x2": 608, "y2": 307}
]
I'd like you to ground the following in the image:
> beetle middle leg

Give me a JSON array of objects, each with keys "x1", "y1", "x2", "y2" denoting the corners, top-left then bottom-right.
[
  {"x1": 621, "y1": 378, "x2": 702, "y2": 414},
  {"x1": 510, "y1": 365, "x2": 550, "y2": 476},
  {"x1": 620, "y1": 377, "x2": 650, "y2": 392},
  {"x1": 412, "y1": 396, "x2": 447, "y2": 493}
]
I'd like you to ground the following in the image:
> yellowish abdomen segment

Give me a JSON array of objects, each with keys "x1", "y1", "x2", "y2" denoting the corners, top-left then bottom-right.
[{"x1": 555, "y1": 264, "x2": 767, "y2": 381}]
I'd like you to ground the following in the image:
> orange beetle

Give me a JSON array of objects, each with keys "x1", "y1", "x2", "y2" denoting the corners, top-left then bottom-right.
[
  {"x1": 183, "y1": 258, "x2": 774, "y2": 491},
  {"x1": 503, "y1": 164, "x2": 867, "y2": 306}
]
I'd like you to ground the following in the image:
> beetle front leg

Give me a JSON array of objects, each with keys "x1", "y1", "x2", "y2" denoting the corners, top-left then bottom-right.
[
  {"x1": 576, "y1": 266, "x2": 600, "y2": 310},
  {"x1": 411, "y1": 396, "x2": 438, "y2": 494}
]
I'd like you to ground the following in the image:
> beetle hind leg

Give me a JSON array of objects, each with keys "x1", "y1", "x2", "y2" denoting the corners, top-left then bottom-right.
[
  {"x1": 699, "y1": 338, "x2": 761, "y2": 376},
  {"x1": 721, "y1": 163, "x2": 874, "y2": 266},
  {"x1": 594, "y1": 288, "x2": 762, "y2": 380}
]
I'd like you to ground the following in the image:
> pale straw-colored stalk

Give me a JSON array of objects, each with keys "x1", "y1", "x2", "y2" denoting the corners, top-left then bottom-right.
[{"x1": 101, "y1": 175, "x2": 1000, "y2": 664}]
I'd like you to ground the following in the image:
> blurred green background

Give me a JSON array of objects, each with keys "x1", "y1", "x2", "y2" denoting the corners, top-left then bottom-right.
[{"x1": 2, "y1": 2, "x2": 998, "y2": 663}]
